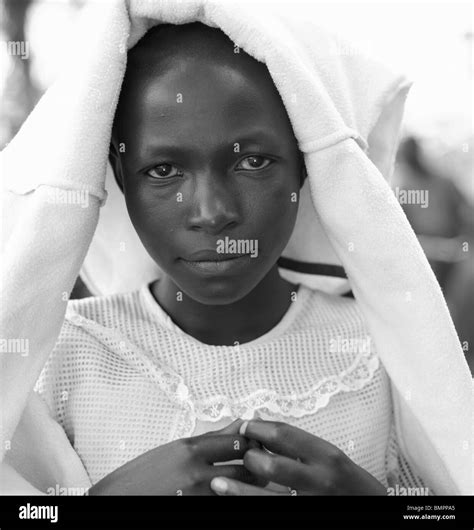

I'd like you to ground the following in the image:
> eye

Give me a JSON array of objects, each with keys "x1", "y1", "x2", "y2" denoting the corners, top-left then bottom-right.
[
  {"x1": 146, "y1": 163, "x2": 183, "y2": 179},
  {"x1": 235, "y1": 155, "x2": 273, "y2": 171}
]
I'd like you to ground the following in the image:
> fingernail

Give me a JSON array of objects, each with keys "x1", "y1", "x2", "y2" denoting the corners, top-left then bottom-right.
[
  {"x1": 211, "y1": 477, "x2": 228, "y2": 493},
  {"x1": 239, "y1": 420, "x2": 249, "y2": 436}
]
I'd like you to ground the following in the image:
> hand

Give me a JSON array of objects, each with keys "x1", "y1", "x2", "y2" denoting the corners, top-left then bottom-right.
[
  {"x1": 210, "y1": 419, "x2": 387, "y2": 496},
  {"x1": 89, "y1": 419, "x2": 267, "y2": 495}
]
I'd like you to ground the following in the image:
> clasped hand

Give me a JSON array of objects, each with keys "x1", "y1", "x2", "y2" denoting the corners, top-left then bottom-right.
[
  {"x1": 89, "y1": 418, "x2": 386, "y2": 495},
  {"x1": 210, "y1": 419, "x2": 387, "y2": 496}
]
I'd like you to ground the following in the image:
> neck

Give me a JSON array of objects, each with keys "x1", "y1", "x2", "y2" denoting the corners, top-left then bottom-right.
[{"x1": 150, "y1": 265, "x2": 298, "y2": 346}]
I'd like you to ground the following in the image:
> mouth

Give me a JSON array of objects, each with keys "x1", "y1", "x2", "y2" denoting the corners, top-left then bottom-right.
[
  {"x1": 183, "y1": 249, "x2": 250, "y2": 261},
  {"x1": 179, "y1": 252, "x2": 252, "y2": 275}
]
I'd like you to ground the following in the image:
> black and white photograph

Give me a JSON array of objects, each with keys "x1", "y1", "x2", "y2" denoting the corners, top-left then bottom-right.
[{"x1": 0, "y1": 0, "x2": 472, "y2": 527}]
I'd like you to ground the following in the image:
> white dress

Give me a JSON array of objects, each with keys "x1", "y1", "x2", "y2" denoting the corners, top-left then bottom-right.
[{"x1": 5, "y1": 281, "x2": 429, "y2": 494}]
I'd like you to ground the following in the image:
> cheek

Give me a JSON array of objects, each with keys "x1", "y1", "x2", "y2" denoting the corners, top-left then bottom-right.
[
  {"x1": 124, "y1": 187, "x2": 180, "y2": 259},
  {"x1": 249, "y1": 176, "x2": 299, "y2": 241}
]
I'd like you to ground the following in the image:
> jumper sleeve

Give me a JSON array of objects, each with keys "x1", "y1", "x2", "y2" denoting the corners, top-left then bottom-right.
[
  {"x1": 387, "y1": 381, "x2": 470, "y2": 495},
  {"x1": 0, "y1": 1, "x2": 122, "y2": 462},
  {"x1": 386, "y1": 420, "x2": 434, "y2": 496},
  {"x1": 0, "y1": 77, "x2": 111, "y2": 472},
  {"x1": 0, "y1": 180, "x2": 104, "y2": 463},
  {"x1": 2, "y1": 391, "x2": 92, "y2": 495}
]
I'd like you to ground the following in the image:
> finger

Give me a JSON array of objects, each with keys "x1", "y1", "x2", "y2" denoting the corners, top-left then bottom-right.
[
  {"x1": 208, "y1": 464, "x2": 269, "y2": 488},
  {"x1": 194, "y1": 434, "x2": 252, "y2": 463},
  {"x1": 210, "y1": 477, "x2": 284, "y2": 496},
  {"x1": 215, "y1": 420, "x2": 262, "y2": 451},
  {"x1": 240, "y1": 419, "x2": 333, "y2": 463},
  {"x1": 201, "y1": 419, "x2": 245, "y2": 436},
  {"x1": 200, "y1": 420, "x2": 261, "y2": 450},
  {"x1": 243, "y1": 448, "x2": 313, "y2": 490}
]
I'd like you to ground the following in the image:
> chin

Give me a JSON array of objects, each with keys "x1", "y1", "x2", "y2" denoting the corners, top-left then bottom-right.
[{"x1": 179, "y1": 275, "x2": 261, "y2": 306}]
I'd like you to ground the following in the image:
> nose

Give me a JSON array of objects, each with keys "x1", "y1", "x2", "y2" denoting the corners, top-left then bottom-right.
[{"x1": 186, "y1": 172, "x2": 240, "y2": 234}]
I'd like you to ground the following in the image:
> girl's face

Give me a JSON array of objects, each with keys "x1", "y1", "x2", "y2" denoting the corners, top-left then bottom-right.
[{"x1": 111, "y1": 27, "x2": 304, "y2": 305}]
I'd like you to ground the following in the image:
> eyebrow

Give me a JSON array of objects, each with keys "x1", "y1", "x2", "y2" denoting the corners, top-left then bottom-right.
[
  {"x1": 234, "y1": 132, "x2": 281, "y2": 149},
  {"x1": 140, "y1": 129, "x2": 282, "y2": 161}
]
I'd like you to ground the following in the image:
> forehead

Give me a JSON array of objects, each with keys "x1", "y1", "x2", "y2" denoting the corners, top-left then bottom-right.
[{"x1": 114, "y1": 23, "x2": 295, "y2": 154}]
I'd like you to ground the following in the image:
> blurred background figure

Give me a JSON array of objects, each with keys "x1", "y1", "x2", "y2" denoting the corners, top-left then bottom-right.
[
  {"x1": 393, "y1": 136, "x2": 474, "y2": 373},
  {"x1": 393, "y1": 136, "x2": 472, "y2": 288},
  {"x1": 445, "y1": 254, "x2": 474, "y2": 374},
  {"x1": 1, "y1": 0, "x2": 472, "y2": 371},
  {"x1": 0, "y1": 0, "x2": 40, "y2": 146}
]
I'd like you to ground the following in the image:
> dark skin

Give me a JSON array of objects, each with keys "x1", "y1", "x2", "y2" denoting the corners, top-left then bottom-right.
[
  {"x1": 110, "y1": 23, "x2": 302, "y2": 346},
  {"x1": 211, "y1": 420, "x2": 386, "y2": 496},
  {"x1": 97, "y1": 23, "x2": 386, "y2": 495},
  {"x1": 89, "y1": 420, "x2": 269, "y2": 495}
]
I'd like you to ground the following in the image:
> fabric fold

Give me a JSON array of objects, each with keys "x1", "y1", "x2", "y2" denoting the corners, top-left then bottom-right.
[{"x1": 305, "y1": 138, "x2": 471, "y2": 494}]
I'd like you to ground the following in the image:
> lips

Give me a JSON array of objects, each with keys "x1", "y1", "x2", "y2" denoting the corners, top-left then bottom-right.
[
  {"x1": 179, "y1": 250, "x2": 251, "y2": 275},
  {"x1": 182, "y1": 249, "x2": 248, "y2": 262}
]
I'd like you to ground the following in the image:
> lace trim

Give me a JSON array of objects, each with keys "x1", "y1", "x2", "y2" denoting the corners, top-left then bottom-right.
[
  {"x1": 67, "y1": 309, "x2": 380, "y2": 429},
  {"x1": 192, "y1": 349, "x2": 380, "y2": 422}
]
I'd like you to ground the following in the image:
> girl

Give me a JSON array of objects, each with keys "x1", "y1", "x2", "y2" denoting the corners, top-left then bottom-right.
[{"x1": 1, "y1": 0, "x2": 471, "y2": 496}]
